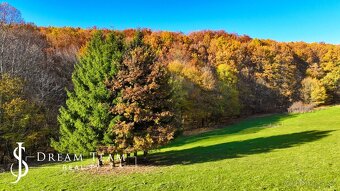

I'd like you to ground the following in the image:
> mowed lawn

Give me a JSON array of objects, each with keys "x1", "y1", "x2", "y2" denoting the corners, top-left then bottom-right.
[{"x1": 1, "y1": 106, "x2": 340, "y2": 190}]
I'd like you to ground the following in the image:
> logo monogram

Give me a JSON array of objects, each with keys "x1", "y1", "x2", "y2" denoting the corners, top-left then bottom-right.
[{"x1": 10, "y1": 142, "x2": 29, "y2": 183}]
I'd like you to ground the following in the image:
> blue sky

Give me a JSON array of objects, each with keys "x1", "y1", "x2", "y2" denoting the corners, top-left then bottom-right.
[{"x1": 5, "y1": 0, "x2": 340, "y2": 44}]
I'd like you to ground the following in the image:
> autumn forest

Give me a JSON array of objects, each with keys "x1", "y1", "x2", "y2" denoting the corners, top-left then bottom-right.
[{"x1": 0, "y1": 3, "x2": 339, "y2": 168}]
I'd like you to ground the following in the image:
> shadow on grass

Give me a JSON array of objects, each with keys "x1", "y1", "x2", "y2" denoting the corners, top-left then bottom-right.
[
  {"x1": 150, "y1": 130, "x2": 332, "y2": 165},
  {"x1": 167, "y1": 114, "x2": 297, "y2": 148}
]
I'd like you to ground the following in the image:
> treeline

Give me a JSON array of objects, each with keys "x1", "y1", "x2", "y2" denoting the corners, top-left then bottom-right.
[
  {"x1": 40, "y1": 27, "x2": 339, "y2": 126},
  {"x1": 0, "y1": 3, "x2": 75, "y2": 165},
  {"x1": 0, "y1": 3, "x2": 339, "y2": 166}
]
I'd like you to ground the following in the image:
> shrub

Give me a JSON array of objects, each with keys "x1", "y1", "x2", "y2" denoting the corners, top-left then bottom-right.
[{"x1": 288, "y1": 101, "x2": 315, "y2": 113}]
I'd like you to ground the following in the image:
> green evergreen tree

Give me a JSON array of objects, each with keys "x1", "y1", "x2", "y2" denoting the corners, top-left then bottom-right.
[{"x1": 51, "y1": 32, "x2": 124, "y2": 154}]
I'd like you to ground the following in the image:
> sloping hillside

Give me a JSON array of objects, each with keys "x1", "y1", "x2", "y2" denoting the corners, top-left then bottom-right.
[{"x1": 1, "y1": 106, "x2": 339, "y2": 190}]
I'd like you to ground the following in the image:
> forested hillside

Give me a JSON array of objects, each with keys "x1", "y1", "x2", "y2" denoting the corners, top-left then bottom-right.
[
  {"x1": 0, "y1": 2, "x2": 339, "y2": 167},
  {"x1": 40, "y1": 27, "x2": 340, "y2": 127}
]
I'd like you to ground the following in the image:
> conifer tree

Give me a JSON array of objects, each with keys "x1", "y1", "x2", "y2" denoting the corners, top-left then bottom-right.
[
  {"x1": 51, "y1": 32, "x2": 124, "y2": 154},
  {"x1": 108, "y1": 31, "x2": 176, "y2": 155}
]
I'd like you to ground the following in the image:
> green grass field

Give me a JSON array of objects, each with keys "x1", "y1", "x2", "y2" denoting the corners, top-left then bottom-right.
[{"x1": 1, "y1": 106, "x2": 340, "y2": 190}]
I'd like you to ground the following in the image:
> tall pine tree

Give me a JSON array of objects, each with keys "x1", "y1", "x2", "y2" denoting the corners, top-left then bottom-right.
[
  {"x1": 108, "y1": 31, "x2": 176, "y2": 155},
  {"x1": 51, "y1": 32, "x2": 124, "y2": 154}
]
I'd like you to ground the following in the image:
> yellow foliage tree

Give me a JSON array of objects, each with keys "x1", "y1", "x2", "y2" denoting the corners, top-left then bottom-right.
[{"x1": 301, "y1": 77, "x2": 328, "y2": 105}]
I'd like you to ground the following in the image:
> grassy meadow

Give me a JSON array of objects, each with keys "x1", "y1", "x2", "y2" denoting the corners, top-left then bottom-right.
[{"x1": 0, "y1": 106, "x2": 339, "y2": 190}]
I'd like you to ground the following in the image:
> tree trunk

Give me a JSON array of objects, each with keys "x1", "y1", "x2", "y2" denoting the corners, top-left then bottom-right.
[
  {"x1": 119, "y1": 154, "x2": 124, "y2": 167},
  {"x1": 109, "y1": 154, "x2": 114, "y2": 168},
  {"x1": 143, "y1": 150, "x2": 148, "y2": 160},
  {"x1": 0, "y1": 153, "x2": 4, "y2": 165},
  {"x1": 97, "y1": 154, "x2": 103, "y2": 167},
  {"x1": 126, "y1": 153, "x2": 130, "y2": 164}
]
